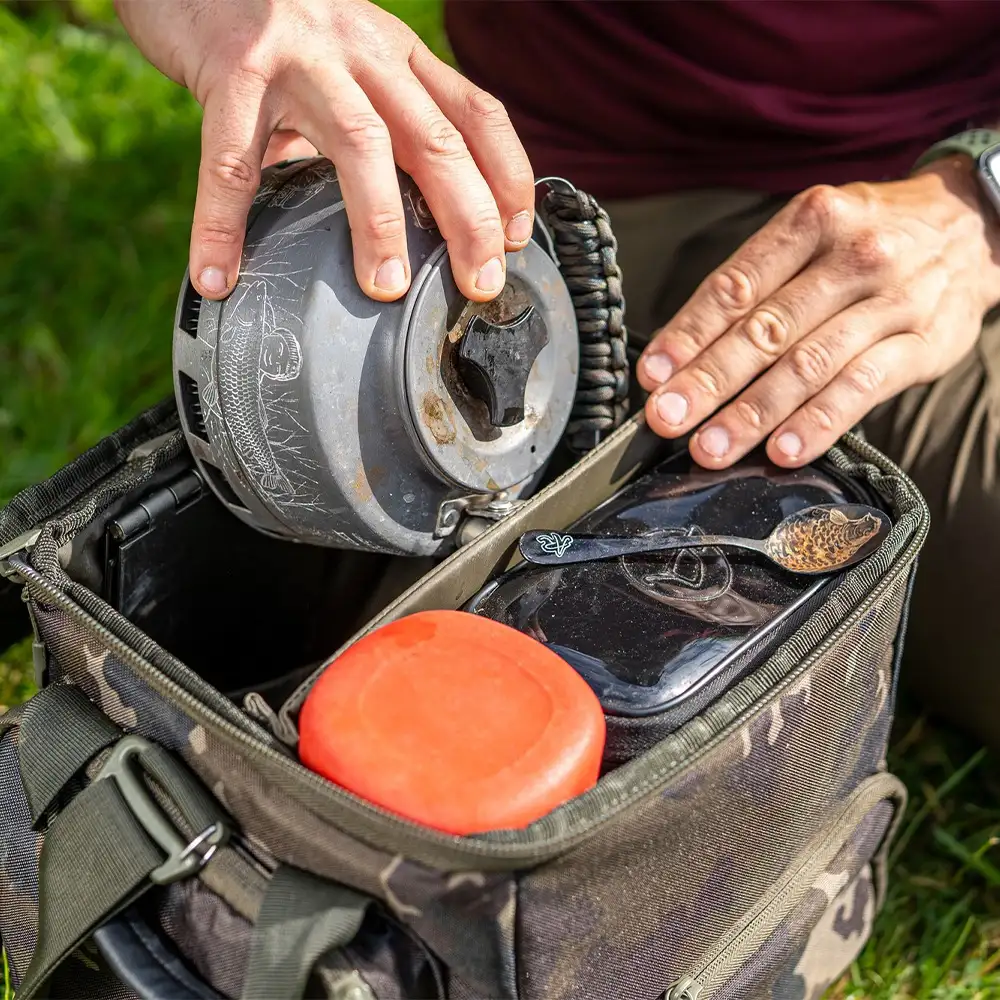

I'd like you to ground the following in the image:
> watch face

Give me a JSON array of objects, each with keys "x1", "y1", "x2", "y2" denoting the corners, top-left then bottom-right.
[{"x1": 980, "y1": 145, "x2": 1000, "y2": 211}]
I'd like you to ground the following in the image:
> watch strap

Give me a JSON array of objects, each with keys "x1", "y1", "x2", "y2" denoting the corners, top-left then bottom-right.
[{"x1": 913, "y1": 128, "x2": 1000, "y2": 173}]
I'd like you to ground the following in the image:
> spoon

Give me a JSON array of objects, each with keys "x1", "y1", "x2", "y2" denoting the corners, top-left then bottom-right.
[{"x1": 518, "y1": 503, "x2": 890, "y2": 575}]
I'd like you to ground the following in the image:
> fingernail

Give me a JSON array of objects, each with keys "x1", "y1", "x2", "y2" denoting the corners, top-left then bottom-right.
[
  {"x1": 476, "y1": 256, "x2": 505, "y2": 292},
  {"x1": 375, "y1": 257, "x2": 406, "y2": 292},
  {"x1": 654, "y1": 391, "x2": 689, "y2": 427},
  {"x1": 642, "y1": 353, "x2": 673, "y2": 384},
  {"x1": 775, "y1": 431, "x2": 803, "y2": 459},
  {"x1": 699, "y1": 426, "x2": 730, "y2": 459},
  {"x1": 505, "y1": 212, "x2": 532, "y2": 244},
  {"x1": 199, "y1": 266, "x2": 228, "y2": 296}
]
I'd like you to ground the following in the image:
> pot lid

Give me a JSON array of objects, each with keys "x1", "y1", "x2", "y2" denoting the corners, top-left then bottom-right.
[{"x1": 398, "y1": 240, "x2": 578, "y2": 493}]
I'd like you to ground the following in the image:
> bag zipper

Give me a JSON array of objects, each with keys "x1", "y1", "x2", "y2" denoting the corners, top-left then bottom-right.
[
  {"x1": 662, "y1": 772, "x2": 907, "y2": 1000},
  {"x1": 6, "y1": 431, "x2": 928, "y2": 869},
  {"x1": 9, "y1": 497, "x2": 924, "y2": 871}
]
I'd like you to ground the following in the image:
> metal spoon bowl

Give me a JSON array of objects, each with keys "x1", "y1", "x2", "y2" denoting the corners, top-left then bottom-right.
[{"x1": 518, "y1": 503, "x2": 891, "y2": 575}]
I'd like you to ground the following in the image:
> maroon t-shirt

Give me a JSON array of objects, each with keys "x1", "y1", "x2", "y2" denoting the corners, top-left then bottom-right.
[{"x1": 444, "y1": 0, "x2": 1000, "y2": 199}]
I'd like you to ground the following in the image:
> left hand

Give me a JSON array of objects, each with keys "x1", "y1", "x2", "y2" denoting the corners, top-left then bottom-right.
[{"x1": 637, "y1": 158, "x2": 1000, "y2": 469}]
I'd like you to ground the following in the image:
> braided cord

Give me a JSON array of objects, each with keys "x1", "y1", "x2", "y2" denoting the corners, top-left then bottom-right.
[{"x1": 540, "y1": 186, "x2": 630, "y2": 452}]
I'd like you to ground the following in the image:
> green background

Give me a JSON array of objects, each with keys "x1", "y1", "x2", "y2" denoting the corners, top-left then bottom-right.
[{"x1": 0, "y1": 2, "x2": 998, "y2": 997}]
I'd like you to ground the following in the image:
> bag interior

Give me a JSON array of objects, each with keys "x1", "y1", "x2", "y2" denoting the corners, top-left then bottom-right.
[{"x1": 17, "y1": 410, "x2": 913, "y2": 790}]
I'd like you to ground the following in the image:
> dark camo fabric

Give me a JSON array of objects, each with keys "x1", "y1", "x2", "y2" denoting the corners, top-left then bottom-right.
[
  {"x1": 711, "y1": 802, "x2": 893, "y2": 1000},
  {"x1": 515, "y1": 592, "x2": 905, "y2": 1000},
  {"x1": 26, "y1": 609, "x2": 517, "y2": 999},
  {"x1": 0, "y1": 405, "x2": 924, "y2": 1000},
  {"x1": 0, "y1": 724, "x2": 42, "y2": 990}
]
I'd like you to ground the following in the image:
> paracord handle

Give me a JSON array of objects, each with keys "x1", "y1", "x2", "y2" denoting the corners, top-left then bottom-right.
[{"x1": 537, "y1": 177, "x2": 630, "y2": 453}]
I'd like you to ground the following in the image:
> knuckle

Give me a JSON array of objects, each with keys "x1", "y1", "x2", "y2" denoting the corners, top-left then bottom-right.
[
  {"x1": 463, "y1": 204, "x2": 504, "y2": 243},
  {"x1": 234, "y1": 51, "x2": 275, "y2": 89},
  {"x1": 343, "y1": 5, "x2": 410, "y2": 62},
  {"x1": 419, "y1": 117, "x2": 470, "y2": 161},
  {"x1": 362, "y1": 210, "x2": 405, "y2": 245},
  {"x1": 846, "y1": 229, "x2": 894, "y2": 275},
  {"x1": 877, "y1": 284, "x2": 910, "y2": 312},
  {"x1": 844, "y1": 357, "x2": 886, "y2": 396},
  {"x1": 789, "y1": 340, "x2": 836, "y2": 387},
  {"x1": 708, "y1": 266, "x2": 757, "y2": 311},
  {"x1": 733, "y1": 396, "x2": 769, "y2": 432},
  {"x1": 810, "y1": 271, "x2": 840, "y2": 302},
  {"x1": 801, "y1": 399, "x2": 838, "y2": 434},
  {"x1": 195, "y1": 222, "x2": 243, "y2": 250},
  {"x1": 338, "y1": 113, "x2": 392, "y2": 156},
  {"x1": 742, "y1": 306, "x2": 792, "y2": 357},
  {"x1": 689, "y1": 360, "x2": 726, "y2": 399},
  {"x1": 206, "y1": 150, "x2": 259, "y2": 194},
  {"x1": 795, "y1": 184, "x2": 848, "y2": 232},
  {"x1": 669, "y1": 317, "x2": 711, "y2": 357},
  {"x1": 465, "y1": 88, "x2": 508, "y2": 124}
]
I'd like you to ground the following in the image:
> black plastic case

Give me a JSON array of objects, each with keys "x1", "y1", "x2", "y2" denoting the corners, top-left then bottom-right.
[{"x1": 466, "y1": 450, "x2": 880, "y2": 766}]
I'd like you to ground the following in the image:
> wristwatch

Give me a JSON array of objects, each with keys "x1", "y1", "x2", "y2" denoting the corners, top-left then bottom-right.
[{"x1": 913, "y1": 128, "x2": 1000, "y2": 216}]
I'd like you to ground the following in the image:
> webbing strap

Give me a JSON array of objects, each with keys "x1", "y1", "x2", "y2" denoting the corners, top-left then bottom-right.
[
  {"x1": 18, "y1": 684, "x2": 121, "y2": 822},
  {"x1": 13, "y1": 685, "x2": 368, "y2": 1000},
  {"x1": 14, "y1": 687, "x2": 229, "y2": 1000},
  {"x1": 241, "y1": 865, "x2": 370, "y2": 1000},
  {"x1": 16, "y1": 777, "x2": 164, "y2": 999}
]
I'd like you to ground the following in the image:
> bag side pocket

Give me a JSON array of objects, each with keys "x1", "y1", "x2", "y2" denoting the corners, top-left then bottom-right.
[{"x1": 665, "y1": 771, "x2": 906, "y2": 1000}]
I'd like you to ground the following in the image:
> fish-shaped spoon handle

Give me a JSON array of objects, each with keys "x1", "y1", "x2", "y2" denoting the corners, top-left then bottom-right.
[{"x1": 518, "y1": 503, "x2": 890, "y2": 575}]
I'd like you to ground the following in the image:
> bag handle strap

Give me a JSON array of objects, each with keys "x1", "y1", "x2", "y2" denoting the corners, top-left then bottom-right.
[
  {"x1": 14, "y1": 687, "x2": 229, "y2": 999},
  {"x1": 12, "y1": 685, "x2": 373, "y2": 1000},
  {"x1": 241, "y1": 865, "x2": 370, "y2": 1000},
  {"x1": 18, "y1": 684, "x2": 120, "y2": 821},
  {"x1": 96, "y1": 868, "x2": 371, "y2": 1000}
]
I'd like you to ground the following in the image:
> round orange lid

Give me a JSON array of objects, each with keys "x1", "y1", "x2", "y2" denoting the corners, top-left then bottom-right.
[{"x1": 298, "y1": 610, "x2": 606, "y2": 835}]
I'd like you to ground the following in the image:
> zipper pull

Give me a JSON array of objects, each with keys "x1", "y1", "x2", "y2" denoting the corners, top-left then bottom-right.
[
  {"x1": 243, "y1": 691, "x2": 299, "y2": 749},
  {"x1": 662, "y1": 977, "x2": 701, "y2": 1000},
  {"x1": 24, "y1": 593, "x2": 49, "y2": 689}
]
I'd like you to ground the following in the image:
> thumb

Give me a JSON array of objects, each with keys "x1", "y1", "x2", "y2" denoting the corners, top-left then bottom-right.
[{"x1": 189, "y1": 82, "x2": 272, "y2": 300}]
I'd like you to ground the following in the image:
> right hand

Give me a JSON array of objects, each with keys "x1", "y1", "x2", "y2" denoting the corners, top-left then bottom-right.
[{"x1": 114, "y1": 0, "x2": 535, "y2": 304}]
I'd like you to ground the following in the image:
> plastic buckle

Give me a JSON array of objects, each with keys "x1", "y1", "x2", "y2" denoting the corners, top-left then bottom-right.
[
  {"x1": 0, "y1": 527, "x2": 41, "y2": 580},
  {"x1": 96, "y1": 734, "x2": 228, "y2": 885}
]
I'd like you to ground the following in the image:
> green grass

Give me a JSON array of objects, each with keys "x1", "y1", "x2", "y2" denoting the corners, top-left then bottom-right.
[{"x1": 1, "y1": 3, "x2": 999, "y2": 997}]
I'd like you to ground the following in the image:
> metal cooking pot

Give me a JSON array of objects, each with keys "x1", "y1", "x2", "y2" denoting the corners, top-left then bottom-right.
[{"x1": 173, "y1": 158, "x2": 625, "y2": 556}]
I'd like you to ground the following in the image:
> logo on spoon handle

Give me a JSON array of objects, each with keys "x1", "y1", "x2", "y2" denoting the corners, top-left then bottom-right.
[{"x1": 534, "y1": 532, "x2": 575, "y2": 558}]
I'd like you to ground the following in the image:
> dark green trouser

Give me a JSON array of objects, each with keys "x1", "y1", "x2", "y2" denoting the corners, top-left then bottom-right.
[{"x1": 605, "y1": 188, "x2": 1000, "y2": 750}]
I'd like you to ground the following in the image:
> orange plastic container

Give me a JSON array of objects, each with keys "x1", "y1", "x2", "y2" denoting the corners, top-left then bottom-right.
[{"x1": 298, "y1": 610, "x2": 606, "y2": 835}]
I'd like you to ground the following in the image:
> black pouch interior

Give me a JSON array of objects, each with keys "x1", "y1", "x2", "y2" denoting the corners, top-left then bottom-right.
[{"x1": 49, "y1": 450, "x2": 431, "y2": 709}]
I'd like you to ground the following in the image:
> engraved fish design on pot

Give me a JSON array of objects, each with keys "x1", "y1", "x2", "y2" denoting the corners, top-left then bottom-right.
[{"x1": 218, "y1": 313, "x2": 294, "y2": 496}]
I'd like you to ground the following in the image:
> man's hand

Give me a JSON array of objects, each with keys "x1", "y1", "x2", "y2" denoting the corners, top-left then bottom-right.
[
  {"x1": 637, "y1": 159, "x2": 1000, "y2": 468},
  {"x1": 114, "y1": 0, "x2": 534, "y2": 304}
]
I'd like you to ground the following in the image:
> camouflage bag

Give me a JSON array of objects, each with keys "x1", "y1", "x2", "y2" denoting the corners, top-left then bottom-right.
[{"x1": 0, "y1": 399, "x2": 926, "y2": 1000}]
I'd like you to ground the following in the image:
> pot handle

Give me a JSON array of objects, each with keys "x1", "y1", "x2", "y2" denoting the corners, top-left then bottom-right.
[{"x1": 537, "y1": 177, "x2": 630, "y2": 453}]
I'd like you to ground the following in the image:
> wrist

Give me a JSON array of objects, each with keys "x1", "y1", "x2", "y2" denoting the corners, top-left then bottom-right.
[{"x1": 912, "y1": 154, "x2": 1000, "y2": 312}]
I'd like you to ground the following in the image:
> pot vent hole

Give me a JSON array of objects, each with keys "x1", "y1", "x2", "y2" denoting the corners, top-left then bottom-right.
[
  {"x1": 179, "y1": 282, "x2": 202, "y2": 338},
  {"x1": 201, "y1": 460, "x2": 248, "y2": 512},
  {"x1": 178, "y1": 371, "x2": 209, "y2": 443}
]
